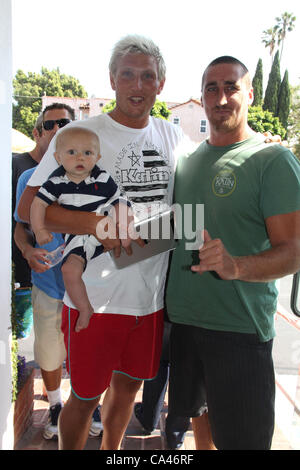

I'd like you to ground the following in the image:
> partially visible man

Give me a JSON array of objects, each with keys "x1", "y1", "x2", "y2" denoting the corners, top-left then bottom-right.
[
  {"x1": 14, "y1": 168, "x2": 66, "y2": 439},
  {"x1": 166, "y1": 56, "x2": 300, "y2": 450},
  {"x1": 13, "y1": 103, "x2": 76, "y2": 439},
  {"x1": 12, "y1": 103, "x2": 75, "y2": 286},
  {"x1": 17, "y1": 35, "x2": 189, "y2": 451}
]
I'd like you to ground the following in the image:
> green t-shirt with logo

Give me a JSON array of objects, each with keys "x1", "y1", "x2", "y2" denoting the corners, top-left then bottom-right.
[{"x1": 166, "y1": 135, "x2": 300, "y2": 341}]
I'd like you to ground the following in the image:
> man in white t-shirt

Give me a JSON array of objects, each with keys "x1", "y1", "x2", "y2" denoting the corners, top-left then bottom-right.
[{"x1": 18, "y1": 35, "x2": 192, "y2": 450}]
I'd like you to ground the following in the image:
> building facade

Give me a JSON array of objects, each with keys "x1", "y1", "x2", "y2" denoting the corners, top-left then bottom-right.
[
  {"x1": 168, "y1": 98, "x2": 209, "y2": 143},
  {"x1": 42, "y1": 96, "x2": 113, "y2": 121},
  {"x1": 42, "y1": 96, "x2": 209, "y2": 144}
]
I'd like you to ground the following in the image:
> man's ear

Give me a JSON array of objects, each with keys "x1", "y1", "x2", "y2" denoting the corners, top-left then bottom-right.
[
  {"x1": 157, "y1": 78, "x2": 165, "y2": 96},
  {"x1": 32, "y1": 127, "x2": 40, "y2": 143},
  {"x1": 110, "y1": 73, "x2": 116, "y2": 91},
  {"x1": 248, "y1": 88, "x2": 254, "y2": 106}
]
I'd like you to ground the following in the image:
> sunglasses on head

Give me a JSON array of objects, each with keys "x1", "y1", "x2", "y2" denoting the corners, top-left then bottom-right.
[{"x1": 43, "y1": 118, "x2": 71, "y2": 131}]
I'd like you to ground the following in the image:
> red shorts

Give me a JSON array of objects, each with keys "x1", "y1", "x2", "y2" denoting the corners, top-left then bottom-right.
[{"x1": 61, "y1": 305, "x2": 164, "y2": 400}]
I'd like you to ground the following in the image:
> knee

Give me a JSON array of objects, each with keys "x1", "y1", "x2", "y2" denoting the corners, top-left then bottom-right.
[
  {"x1": 61, "y1": 261, "x2": 73, "y2": 280},
  {"x1": 67, "y1": 392, "x2": 99, "y2": 414},
  {"x1": 111, "y1": 373, "x2": 142, "y2": 399}
]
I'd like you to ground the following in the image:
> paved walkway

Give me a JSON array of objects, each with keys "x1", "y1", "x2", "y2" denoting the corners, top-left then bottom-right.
[{"x1": 14, "y1": 368, "x2": 294, "y2": 451}]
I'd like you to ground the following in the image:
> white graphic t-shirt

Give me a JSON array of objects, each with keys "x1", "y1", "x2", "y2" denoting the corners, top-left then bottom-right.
[{"x1": 28, "y1": 114, "x2": 187, "y2": 316}]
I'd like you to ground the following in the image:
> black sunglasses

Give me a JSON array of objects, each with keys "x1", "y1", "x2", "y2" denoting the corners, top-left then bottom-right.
[{"x1": 43, "y1": 118, "x2": 71, "y2": 131}]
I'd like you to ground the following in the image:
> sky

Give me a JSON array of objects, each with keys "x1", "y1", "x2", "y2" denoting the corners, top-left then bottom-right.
[{"x1": 11, "y1": 0, "x2": 300, "y2": 103}]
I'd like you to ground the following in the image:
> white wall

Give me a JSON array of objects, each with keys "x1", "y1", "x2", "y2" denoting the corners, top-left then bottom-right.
[
  {"x1": 0, "y1": 0, "x2": 14, "y2": 450},
  {"x1": 169, "y1": 101, "x2": 210, "y2": 143}
]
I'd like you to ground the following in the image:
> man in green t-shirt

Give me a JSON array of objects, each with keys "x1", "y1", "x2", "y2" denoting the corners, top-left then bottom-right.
[{"x1": 166, "y1": 56, "x2": 300, "y2": 450}]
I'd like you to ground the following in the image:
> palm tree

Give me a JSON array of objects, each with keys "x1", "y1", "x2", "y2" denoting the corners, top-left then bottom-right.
[
  {"x1": 275, "y1": 12, "x2": 296, "y2": 61},
  {"x1": 262, "y1": 26, "x2": 278, "y2": 63}
]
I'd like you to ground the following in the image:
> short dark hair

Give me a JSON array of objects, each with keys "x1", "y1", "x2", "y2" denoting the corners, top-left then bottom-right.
[
  {"x1": 42, "y1": 102, "x2": 75, "y2": 121},
  {"x1": 201, "y1": 56, "x2": 251, "y2": 90}
]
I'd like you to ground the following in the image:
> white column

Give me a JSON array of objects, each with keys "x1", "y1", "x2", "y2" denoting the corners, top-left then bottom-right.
[{"x1": 0, "y1": 0, "x2": 14, "y2": 450}]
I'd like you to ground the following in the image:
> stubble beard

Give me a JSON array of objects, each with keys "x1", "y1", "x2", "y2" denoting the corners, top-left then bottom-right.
[{"x1": 213, "y1": 116, "x2": 236, "y2": 133}]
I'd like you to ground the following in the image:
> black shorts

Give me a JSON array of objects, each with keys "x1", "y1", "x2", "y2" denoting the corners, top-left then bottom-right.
[{"x1": 169, "y1": 323, "x2": 275, "y2": 450}]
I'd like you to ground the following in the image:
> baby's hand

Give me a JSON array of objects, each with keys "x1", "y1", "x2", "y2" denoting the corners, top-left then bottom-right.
[
  {"x1": 75, "y1": 307, "x2": 93, "y2": 333},
  {"x1": 36, "y1": 229, "x2": 53, "y2": 246}
]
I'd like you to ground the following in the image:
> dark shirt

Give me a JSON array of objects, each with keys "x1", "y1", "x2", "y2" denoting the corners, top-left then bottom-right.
[{"x1": 12, "y1": 152, "x2": 38, "y2": 287}]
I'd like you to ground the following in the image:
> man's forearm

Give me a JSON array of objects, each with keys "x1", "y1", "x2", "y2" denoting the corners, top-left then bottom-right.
[
  {"x1": 44, "y1": 204, "x2": 101, "y2": 236},
  {"x1": 45, "y1": 204, "x2": 121, "y2": 251},
  {"x1": 14, "y1": 222, "x2": 35, "y2": 256},
  {"x1": 20, "y1": 187, "x2": 128, "y2": 251},
  {"x1": 235, "y1": 241, "x2": 300, "y2": 282},
  {"x1": 14, "y1": 221, "x2": 50, "y2": 273},
  {"x1": 18, "y1": 185, "x2": 39, "y2": 223},
  {"x1": 193, "y1": 229, "x2": 300, "y2": 282}
]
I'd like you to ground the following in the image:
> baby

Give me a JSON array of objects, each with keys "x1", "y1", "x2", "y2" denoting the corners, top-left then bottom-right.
[{"x1": 30, "y1": 126, "x2": 132, "y2": 332}]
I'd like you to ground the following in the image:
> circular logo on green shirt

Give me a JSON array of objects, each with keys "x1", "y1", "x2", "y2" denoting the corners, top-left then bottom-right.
[{"x1": 212, "y1": 169, "x2": 236, "y2": 197}]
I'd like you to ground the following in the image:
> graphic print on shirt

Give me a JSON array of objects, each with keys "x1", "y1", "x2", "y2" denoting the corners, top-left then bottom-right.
[
  {"x1": 114, "y1": 140, "x2": 171, "y2": 216},
  {"x1": 212, "y1": 169, "x2": 236, "y2": 197}
]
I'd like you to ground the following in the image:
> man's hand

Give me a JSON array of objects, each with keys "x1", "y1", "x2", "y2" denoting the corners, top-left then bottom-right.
[
  {"x1": 263, "y1": 131, "x2": 284, "y2": 145},
  {"x1": 23, "y1": 246, "x2": 50, "y2": 273},
  {"x1": 98, "y1": 204, "x2": 145, "y2": 258},
  {"x1": 95, "y1": 215, "x2": 122, "y2": 254},
  {"x1": 191, "y1": 230, "x2": 239, "y2": 280}
]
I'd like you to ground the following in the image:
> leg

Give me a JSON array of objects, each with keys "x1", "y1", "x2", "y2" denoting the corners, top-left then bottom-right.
[
  {"x1": 165, "y1": 412, "x2": 191, "y2": 449},
  {"x1": 31, "y1": 286, "x2": 66, "y2": 438},
  {"x1": 169, "y1": 323, "x2": 214, "y2": 450},
  {"x1": 58, "y1": 391, "x2": 99, "y2": 450},
  {"x1": 61, "y1": 306, "x2": 111, "y2": 443},
  {"x1": 61, "y1": 255, "x2": 93, "y2": 332},
  {"x1": 42, "y1": 366, "x2": 64, "y2": 440},
  {"x1": 203, "y1": 331, "x2": 275, "y2": 450},
  {"x1": 101, "y1": 372, "x2": 142, "y2": 450},
  {"x1": 41, "y1": 366, "x2": 62, "y2": 393},
  {"x1": 42, "y1": 382, "x2": 47, "y2": 398},
  {"x1": 135, "y1": 323, "x2": 171, "y2": 431},
  {"x1": 61, "y1": 309, "x2": 153, "y2": 449},
  {"x1": 192, "y1": 413, "x2": 215, "y2": 450},
  {"x1": 31, "y1": 285, "x2": 66, "y2": 380},
  {"x1": 136, "y1": 359, "x2": 169, "y2": 432},
  {"x1": 137, "y1": 322, "x2": 191, "y2": 448}
]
